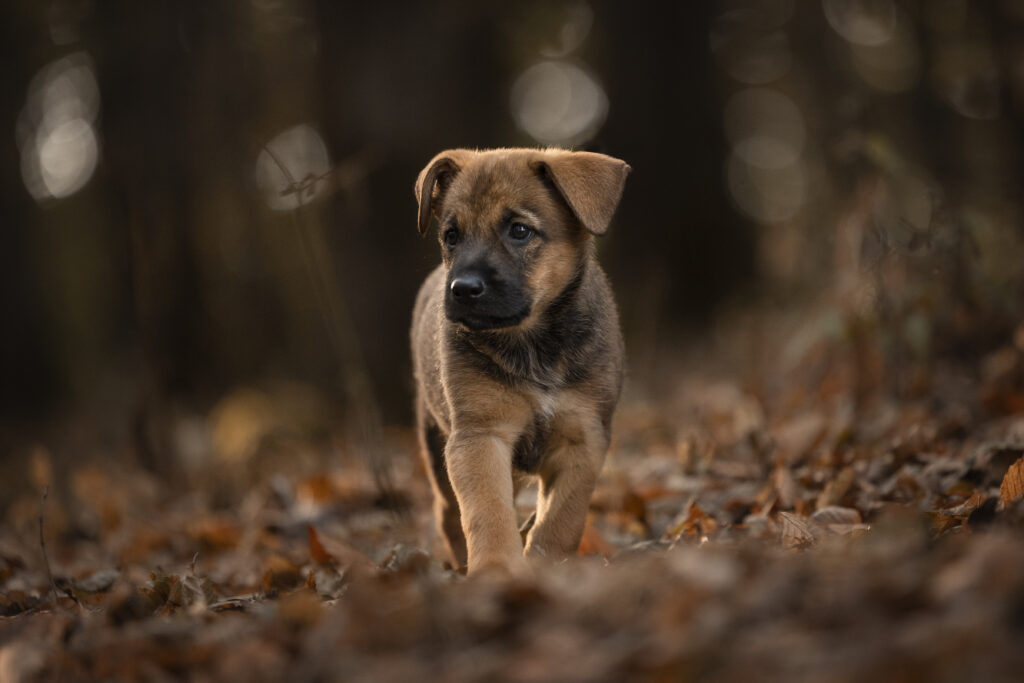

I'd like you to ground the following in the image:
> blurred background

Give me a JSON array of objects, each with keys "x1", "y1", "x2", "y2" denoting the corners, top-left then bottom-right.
[{"x1": 2, "y1": 0, "x2": 1023, "y2": 493}]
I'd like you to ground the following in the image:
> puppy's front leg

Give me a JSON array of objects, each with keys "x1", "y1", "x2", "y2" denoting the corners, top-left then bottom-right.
[
  {"x1": 446, "y1": 430, "x2": 528, "y2": 574},
  {"x1": 524, "y1": 422, "x2": 607, "y2": 561}
]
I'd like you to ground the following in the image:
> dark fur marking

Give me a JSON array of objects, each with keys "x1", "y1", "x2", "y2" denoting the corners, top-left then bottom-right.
[
  {"x1": 512, "y1": 412, "x2": 552, "y2": 473},
  {"x1": 424, "y1": 420, "x2": 448, "y2": 481},
  {"x1": 445, "y1": 252, "x2": 533, "y2": 331},
  {"x1": 448, "y1": 330, "x2": 522, "y2": 387},
  {"x1": 459, "y1": 260, "x2": 596, "y2": 390}
]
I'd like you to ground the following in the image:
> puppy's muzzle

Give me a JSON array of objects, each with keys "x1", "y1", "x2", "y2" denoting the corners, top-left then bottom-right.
[{"x1": 445, "y1": 267, "x2": 530, "y2": 331}]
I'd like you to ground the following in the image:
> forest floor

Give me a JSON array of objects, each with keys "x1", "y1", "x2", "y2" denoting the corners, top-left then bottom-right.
[{"x1": 3, "y1": 311, "x2": 1024, "y2": 682}]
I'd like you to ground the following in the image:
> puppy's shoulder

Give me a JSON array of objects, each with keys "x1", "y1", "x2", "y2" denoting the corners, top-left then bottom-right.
[
  {"x1": 412, "y1": 264, "x2": 446, "y2": 379},
  {"x1": 413, "y1": 265, "x2": 445, "y2": 330}
]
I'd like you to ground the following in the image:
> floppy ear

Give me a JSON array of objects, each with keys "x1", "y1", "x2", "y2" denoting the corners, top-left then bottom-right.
[
  {"x1": 414, "y1": 149, "x2": 475, "y2": 236},
  {"x1": 531, "y1": 151, "x2": 631, "y2": 235}
]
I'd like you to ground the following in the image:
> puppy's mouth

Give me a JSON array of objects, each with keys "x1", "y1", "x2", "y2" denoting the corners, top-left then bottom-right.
[{"x1": 446, "y1": 307, "x2": 531, "y2": 331}]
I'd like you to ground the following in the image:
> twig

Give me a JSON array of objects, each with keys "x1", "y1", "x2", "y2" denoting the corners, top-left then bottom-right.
[
  {"x1": 39, "y1": 486, "x2": 59, "y2": 608},
  {"x1": 261, "y1": 144, "x2": 406, "y2": 519}
]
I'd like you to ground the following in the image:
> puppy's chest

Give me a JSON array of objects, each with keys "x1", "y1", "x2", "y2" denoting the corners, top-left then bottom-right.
[{"x1": 511, "y1": 392, "x2": 577, "y2": 474}]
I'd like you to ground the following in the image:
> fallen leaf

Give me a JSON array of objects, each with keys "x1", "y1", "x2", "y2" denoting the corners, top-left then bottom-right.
[
  {"x1": 773, "y1": 463, "x2": 798, "y2": 509},
  {"x1": 381, "y1": 544, "x2": 431, "y2": 575},
  {"x1": 928, "y1": 511, "x2": 962, "y2": 536},
  {"x1": 71, "y1": 568, "x2": 120, "y2": 594},
  {"x1": 167, "y1": 574, "x2": 217, "y2": 612},
  {"x1": 665, "y1": 503, "x2": 719, "y2": 541},
  {"x1": 141, "y1": 571, "x2": 177, "y2": 609},
  {"x1": 816, "y1": 467, "x2": 855, "y2": 509},
  {"x1": 778, "y1": 512, "x2": 821, "y2": 549},
  {"x1": 622, "y1": 490, "x2": 649, "y2": 527},
  {"x1": 118, "y1": 524, "x2": 172, "y2": 566},
  {"x1": 810, "y1": 506, "x2": 862, "y2": 526},
  {"x1": 307, "y1": 524, "x2": 335, "y2": 565},
  {"x1": 303, "y1": 528, "x2": 377, "y2": 580},
  {"x1": 810, "y1": 506, "x2": 870, "y2": 536},
  {"x1": 578, "y1": 515, "x2": 616, "y2": 556},
  {"x1": 262, "y1": 555, "x2": 303, "y2": 597},
  {"x1": 187, "y1": 516, "x2": 241, "y2": 550},
  {"x1": 0, "y1": 590, "x2": 41, "y2": 617},
  {"x1": 207, "y1": 596, "x2": 257, "y2": 613},
  {"x1": 310, "y1": 565, "x2": 348, "y2": 599},
  {"x1": 295, "y1": 475, "x2": 336, "y2": 505},
  {"x1": 772, "y1": 412, "x2": 826, "y2": 464},
  {"x1": 940, "y1": 490, "x2": 985, "y2": 517},
  {"x1": 277, "y1": 590, "x2": 323, "y2": 628},
  {"x1": 999, "y1": 456, "x2": 1024, "y2": 509}
]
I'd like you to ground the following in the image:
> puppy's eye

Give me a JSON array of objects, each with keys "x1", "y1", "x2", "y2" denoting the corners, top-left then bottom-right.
[
  {"x1": 443, "y1": 227, "x2": 460, "y2": 248},
  {"x1": 508, "y1": 222, "x2": 534, "y2": 243}
]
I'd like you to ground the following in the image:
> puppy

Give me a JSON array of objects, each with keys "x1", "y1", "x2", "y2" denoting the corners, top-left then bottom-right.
[{"x1": 410, "y1": 148, "x2": 629, "y2": 574}]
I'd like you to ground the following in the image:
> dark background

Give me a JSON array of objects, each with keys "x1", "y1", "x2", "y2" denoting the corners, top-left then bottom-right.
[{"x1": 2, "y1": 1, "x2": 1023, "y2": 467}]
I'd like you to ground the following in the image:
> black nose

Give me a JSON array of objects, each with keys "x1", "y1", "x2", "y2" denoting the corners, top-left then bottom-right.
[{"x1": 450, "y1": 275, "x2": 485, "y2": 300}]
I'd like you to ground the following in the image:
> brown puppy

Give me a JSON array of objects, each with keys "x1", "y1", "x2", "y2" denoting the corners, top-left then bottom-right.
[{"x1": 411, "y1": 148, "x2": 629, "y2": 574}]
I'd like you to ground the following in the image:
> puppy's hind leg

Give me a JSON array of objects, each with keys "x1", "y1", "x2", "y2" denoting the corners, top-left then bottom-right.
[{"x1": 416, "y1": 403, "x2": 467, "y2": 569}]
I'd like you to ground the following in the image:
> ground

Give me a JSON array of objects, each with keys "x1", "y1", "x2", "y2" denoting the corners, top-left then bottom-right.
[{"x1": 3, "y1": 313, "x2": 1024, "y2": 682}]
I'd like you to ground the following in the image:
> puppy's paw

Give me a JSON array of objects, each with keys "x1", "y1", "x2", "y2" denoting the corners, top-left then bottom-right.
[
  {"x1": 469, "y1": 553, "x2": 531, "y2": 579},
  {"x1": 524, "y1": 541, "x2": 571, "y2": 564}
]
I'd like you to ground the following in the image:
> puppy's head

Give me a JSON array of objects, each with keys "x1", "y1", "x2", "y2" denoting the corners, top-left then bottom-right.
[{"x1": 415, "y1": 148, "x2": 630, "y2": 332}]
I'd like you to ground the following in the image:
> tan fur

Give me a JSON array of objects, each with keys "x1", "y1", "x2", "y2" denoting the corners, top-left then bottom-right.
[{"x1": 411, "y1": 148, "x2": 630, "y2": 575}]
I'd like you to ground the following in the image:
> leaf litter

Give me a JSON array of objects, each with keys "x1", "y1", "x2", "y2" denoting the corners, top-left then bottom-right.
[{"x1": 3, "y1": 326, "x2": 1024, "y2": 681}]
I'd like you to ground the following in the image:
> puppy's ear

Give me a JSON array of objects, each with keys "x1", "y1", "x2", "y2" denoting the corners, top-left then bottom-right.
[
  {"x1": 414, "y1": 150, "x2": 474, "y2": 236},
  {"x1": 532, "y1": 151, "x2": 631, "y2": 235}
]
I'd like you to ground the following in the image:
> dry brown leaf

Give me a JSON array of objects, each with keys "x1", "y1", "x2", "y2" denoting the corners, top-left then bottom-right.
[
  {"x1": 277, "y1": 590, "x2": 323, "y2": 628},
  {"x1": 117, "y1": 525, "x2": 172, "y2": 566},
  {"x1": 622, "y1": 490, "x2": 649, "y2": 526},
  {"x1": 307, "y1": 525, "x2": 335, "y2": 565},
  {"x1": 999, "y1": 456, "x2": 1024, "y2": 508},
  {"x1": 171, "y1": 574, "x2": 216, "y2": 611},
  {"x1": 707, "y1": 459, "x2": 763, "y2": 479},
  {"x1": 928, "y1": 511, "x2": 962, "y2": 535},
  {"x1": 381, "y1": 545, "x2": 431, "y2": 575},
  {"x1": 304, "y1": 529, "x2": 377, "y2": 581},
  {"x1": 772, "y1": 412, "x2": 827, "y2": 464},
  {"x1": 773, "y1": 463, "x2": 798, "y2": 509},
  {"x1": 941, "y1": 490, "x2": 985, "y2": 517},
  {"x1": 811, "y1": 507, "x2": 869, "y2": 536},
  {"x1": 141, "y1": 571, "x2": 207, "y2": 615},
  {"x1": 811, "y1": 506, "x2": 862, "y2": 526},
  {"x1": 261, "y1": 555, "x2": 304, "y2": 596},
  {"x1": 578, "y1": 515, "x2": 616, "y2": 557},
  {"x1": 188, "y1": 517, "x2": 241, "y2": 550},
  {"x1": 666, "y1": 503, "x2": 720, "y2": 541},
  {"x1": 67, "y1": 568, "x2": 119, "y2": 595},
  {"x1": 826, "y1": 524, "x2": 871, "y2": 536},
  {"x1": 295, "y1": 475, "x2": 336, "y2": 505},
  {"x1": 628, "y1": 482, "x2": 677, "y2": 502},
  {"x1": 0, "y1": 590, "x2": 42, "y2": 617},
  {"x1": 778, "y1": 512, "x2": 819, "y2": 549},
  {"x1": 816, "y1": 466, "x2": 855, "y2": 510}
]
